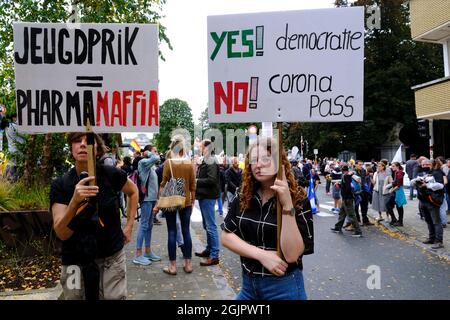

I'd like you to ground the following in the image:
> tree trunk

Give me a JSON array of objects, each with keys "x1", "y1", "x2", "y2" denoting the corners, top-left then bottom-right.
[
  {"x1": 41, "y1": 134, "x2": 52, "y2": 183},
  {"x1": 22, "y1": 135, "x2": 37, "y2": 187}
]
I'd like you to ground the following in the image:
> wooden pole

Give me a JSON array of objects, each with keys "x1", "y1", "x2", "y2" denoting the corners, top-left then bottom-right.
[
  {"x1": 276, "y1": 122, "x2": 283, "y2": 258},
  {"x1": 85, "y1": 102, "x2": 96, "y2": 186}
]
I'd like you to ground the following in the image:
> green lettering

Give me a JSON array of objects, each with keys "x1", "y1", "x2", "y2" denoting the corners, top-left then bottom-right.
[
  {"x1": 227, "y1": 31, "x2": 240, "y2": 58},
  {"x1": 241, "y1": 29, "x2": 254, "y2": 58},
  {"x1": 210, "y1": 31, "x2": 227, "y2": 61}
]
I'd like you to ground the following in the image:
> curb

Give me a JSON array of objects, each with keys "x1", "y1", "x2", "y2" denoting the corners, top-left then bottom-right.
[
  {"x1": 367, "y1": 211, "x2": 450, "y2": 262},
  {"x1": 0, "y1": 283, "x2": 63, "y2": 300}
]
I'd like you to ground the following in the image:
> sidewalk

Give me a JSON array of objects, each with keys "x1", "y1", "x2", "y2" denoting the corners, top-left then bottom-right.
[
  {"x1": 125, "y1": 215, "x2": 235, "y2": 300},
  {"x1": 366, "y1": 196, "x2": 450, "y2": 260},
  {"x1": 0, "y1": 213, "x2": 236, "y2": 300}
]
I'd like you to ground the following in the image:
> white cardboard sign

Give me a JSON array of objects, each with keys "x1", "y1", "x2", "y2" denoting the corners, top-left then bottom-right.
[
  {"x1": 207, "y1": 7, "x2": 364, "y2": 123},
  {"x1": 13, "y1": 22, "x2": 159, "y2": 134}
]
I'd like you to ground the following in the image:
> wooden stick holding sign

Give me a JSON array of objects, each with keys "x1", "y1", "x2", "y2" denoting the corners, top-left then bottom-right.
[
  {"x1": 75, "y1": 102, "x2": 103, "y2": 227},
  {"x1": 276, "y1": 122, "x2": 283, "y2": 258}
]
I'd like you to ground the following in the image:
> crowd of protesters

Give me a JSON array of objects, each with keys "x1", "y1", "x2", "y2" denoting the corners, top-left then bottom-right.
[
  {"x1": 293, "y1": 155, "x2": 448, "y2": 248},
  {"x1": 47, "y1": 127, "x2": 448, "y2": 301}
]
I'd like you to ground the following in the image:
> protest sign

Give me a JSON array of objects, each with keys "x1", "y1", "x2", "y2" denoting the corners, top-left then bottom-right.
[
  {"x1": 207, "y1": 7, "x2": 364, "y2": 123},
  {"x1": 13, "y1": 22, "x2": 159, "y2": 133}
]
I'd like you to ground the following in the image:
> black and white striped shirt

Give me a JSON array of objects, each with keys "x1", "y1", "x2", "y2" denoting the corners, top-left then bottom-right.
[{"x1": 222, "y1": 193, "x2": 314, "y2": 277}]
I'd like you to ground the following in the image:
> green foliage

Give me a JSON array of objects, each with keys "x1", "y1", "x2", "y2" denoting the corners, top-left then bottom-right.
[
  {"x1": 0, "y1": 179, "x2": 15, "y2": 211},
  {"x1": 0, "y1": 0, "x2": 171, "y2": 187},
  {"x1": 198, "y1": 107, "x2": 260, "y2": 156},
  {"x1": 10, "y1": 180, "x2": 50, "y2": 210},
  {"x1": 0, "y1": 179, "x2": 49, "y2": 211},
  {"x1": 286, "y1": 0, "x2": 444, "y2": 160},
  {"x1": 154, "y1": 98, "x2": 194, "y2": 153},
  {"x1": 11, "y1": 132, "x2": 70, "y2": 181}
]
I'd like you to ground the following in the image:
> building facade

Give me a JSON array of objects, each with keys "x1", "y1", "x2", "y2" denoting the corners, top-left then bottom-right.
[{"x1": 410, "y1": 0, "x2": 450, "y2": 158}]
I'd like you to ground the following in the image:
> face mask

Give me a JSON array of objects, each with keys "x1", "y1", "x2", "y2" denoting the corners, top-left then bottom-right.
[{"x1": 422, "y1": 167, "x2": 431, "y2": 173}]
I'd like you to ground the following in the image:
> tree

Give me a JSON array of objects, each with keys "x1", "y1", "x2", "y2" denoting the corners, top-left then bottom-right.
[
  {"x1": 153, "y1": 98, "x2": 194, "y2": 153},
  {"x1": 286, "y1": 0, "x2": 443, "y2": 160},
  {"x1": 0, "y1": 0, "x2": 171, "y2": 186},
  {"x1": 196, "y1": 107, "x2": 262, "y2": 156}
]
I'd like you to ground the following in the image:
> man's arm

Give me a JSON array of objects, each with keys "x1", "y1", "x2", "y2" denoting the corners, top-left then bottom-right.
[
  {"x1": 196, "y1": 163, "x2": 219, "y2": 188},
  {"x1": 121, "y1": 178, "x2": 138, "y2": 244},
  {"x1": 52, "y1": 176, "x2": 98, "y2": 241},
  {"x1": 138, "y1": 153, "x2": 160, "y2": 170}
]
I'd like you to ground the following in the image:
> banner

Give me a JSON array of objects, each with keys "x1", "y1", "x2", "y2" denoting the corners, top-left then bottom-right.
[
  {"x1": 208, "y1": 7, "x2": 364, "y2": 123},
  {"x1": 13, "y1": 22, "x2": 159, "y2": 134}
]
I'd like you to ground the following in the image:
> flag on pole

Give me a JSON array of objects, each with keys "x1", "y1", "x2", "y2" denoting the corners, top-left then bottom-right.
[
  {"x1": 308, "y1": 170, "x2": 318, "y2": 214},
  {"x1": 392, "y1": 144, "x2": 403, "y2": 163},
  {"x1": 130, "y1": 139, "x2": 141, "y2": 152}
]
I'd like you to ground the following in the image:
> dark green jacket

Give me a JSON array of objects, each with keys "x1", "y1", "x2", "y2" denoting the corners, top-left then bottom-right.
[{"x1": 196, "y1": 157, "x2": 220, "y2": 199}]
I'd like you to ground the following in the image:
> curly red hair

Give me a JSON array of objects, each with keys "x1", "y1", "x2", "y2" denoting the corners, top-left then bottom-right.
[{"x1": 239, "y1": 137, "x2": 307, "y2": 211}]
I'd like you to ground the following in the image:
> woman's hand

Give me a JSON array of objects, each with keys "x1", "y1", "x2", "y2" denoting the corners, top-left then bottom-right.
[
  {"x1": 258, "y1": 250, "x2": 289, "y2": 277},
  {"x1": 270, "y1": 165, "x2": 293, "y2": 210},
  {"x1": 72, "y1": 176, "x2": 98, "y2": 205}
]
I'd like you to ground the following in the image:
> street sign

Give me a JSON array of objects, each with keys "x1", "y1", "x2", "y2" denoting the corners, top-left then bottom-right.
[
  {"x1": 313, "y1": 149, "x2": 318, "y2": 155},
  {"x1": 13, "y1": 22, "x2": 159, "y2": 134},
  {"x1": 207, "y1": 7, "x2": 364, "y2": 123}
]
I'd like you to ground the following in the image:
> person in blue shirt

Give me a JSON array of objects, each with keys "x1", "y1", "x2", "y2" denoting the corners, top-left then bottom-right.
[{"x1": 133, "y1": 144, "x2": 161, "y2": 265}]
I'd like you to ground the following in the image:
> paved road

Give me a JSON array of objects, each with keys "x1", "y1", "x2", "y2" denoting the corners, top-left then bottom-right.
[{"x1": 192, "y1": 180, "x2": 450, "y2": 300}]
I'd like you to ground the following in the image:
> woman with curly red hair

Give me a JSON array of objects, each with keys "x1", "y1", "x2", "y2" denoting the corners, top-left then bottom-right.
[{"x1": 221, "y1": 137, "x2": 314, "y2": 300}]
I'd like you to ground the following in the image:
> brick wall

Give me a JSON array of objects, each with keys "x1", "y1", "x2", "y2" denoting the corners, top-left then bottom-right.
[{"x1": 410, "y1": 0, "x2": 450, "y2": 39}]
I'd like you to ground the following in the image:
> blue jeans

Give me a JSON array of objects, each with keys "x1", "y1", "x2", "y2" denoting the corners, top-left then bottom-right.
[
  {"x1": 136, "y1": 201, "x2": 156, "y2": 250},
  {"x1": 409, "y1": 183, "x2": 415, "y2": 200},
  {"x1": 445, "y1": 190, "x2": 450, "y2": 212},
  {"x1": 217, "y1": 196, "x2": 223, "y2": 215},
  {"x1": 176, "y1": 212, "x2": 184, "y2": 247},
  {"x1": 198, "y1": 198, "x2": 220, "y2": 259},
  {"x1": 165, "y1": 206, "x2": 192, "y2": 261},
  {"x1": 236, "y1": 269, "x2": 307, "y2": 300},
  {"x1": 440, "y1": 200, "x2": 448, "y2": 225}
]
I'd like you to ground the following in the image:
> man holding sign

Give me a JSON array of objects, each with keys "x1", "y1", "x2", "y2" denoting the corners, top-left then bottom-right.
[
  {"x1": 13, "y1": 22, "x2": 159, "y2": 300},
  {"x1": 50, "y1": 132, "x2": 138, "y2": 300}
]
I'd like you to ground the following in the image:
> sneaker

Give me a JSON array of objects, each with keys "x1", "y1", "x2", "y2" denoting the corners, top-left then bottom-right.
[
  {"x1": 422, "y1": 239, "x2": 435, "y2": 245},
  {"x1": 144, "y1": 252, "x2": 161, "y2": 262},
  {"x1": 153, "y1": 218, "x2": 162, "y2": 225},
  {"x1": 363, "y1": 221, "x2": 375, "y2": 226},
  {"x1": 431, "y1": 242, "x2": 444, "y2": 250},
  {"x1": 352, "y1": 231, "x2": 363, "y2": 238},
  {"x1": 133, "y1": 255, "x2": 152, "y2": 266},
  {"x1": 330, "y1": 227, "x2": 342, "y2": 233},
  {"x1": 393, "y1": 221, "x2": 403, "y2": 227}
]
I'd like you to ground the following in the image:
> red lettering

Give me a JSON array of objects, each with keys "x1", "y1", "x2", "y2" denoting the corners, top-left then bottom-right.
[
  {"x1": 96, "y1": 91, "x2": 109, "y2": 126},
  {"x1": 234, "y1": 82, "x2": 248, "y2": 112},
  {"x1": 141, "y1": 93, "x2": 147, "y2": 126},
  {"x1": 148, "y1": 90, "x2": 158, "y2": 126},
  {"x1": 214, "y1": 81, "x2": 233, "y2": 114},
  {"x1": 132, "y1": 90, "x2": 144, "y2": 126},
  {"x1": 111, "y1": 91, "x2": 122, "y2": 126},
  {"x1": 122, "y1": 90, "x2": 132, "y2": 126}
]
